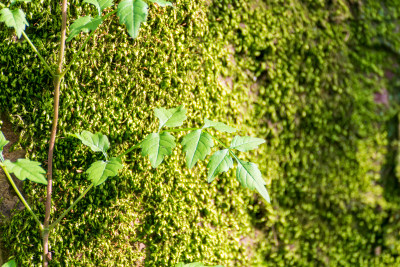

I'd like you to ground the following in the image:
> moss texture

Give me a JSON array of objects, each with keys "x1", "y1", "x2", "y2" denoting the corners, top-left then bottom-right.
[{"x1": 1, "y1": 0, "x2": 400, "y2": 266}]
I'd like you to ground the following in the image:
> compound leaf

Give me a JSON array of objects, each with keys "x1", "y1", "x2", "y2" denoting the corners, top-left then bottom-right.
[
  {"x1": 140, "y1": 132, "x2": 175, "y2": 168},
  {"x1": 2, "y1": 259, "x2": 17, "y2": 267},
  {"x1": 230, "y1": 136, "x2": 265, "y2": 152},
  {"x1": 203, "y1": 118, "x2": 236, "y2": 133},
  {"x1": 154, "y1": 105, "x2": 187, "y2": 130},
  {"x1": 117, "y1": 0, "x2": 148, "y2": 39},
  {"x1": 0, "y1": 8, "x2": 29, "y2": 38},
  {"x1": 73, "y1": 130, "x2": 110, "y2": 155},
  {"x1": 181, "y1": 130, "x2": 213, "y2": 169},
  {"x1": 3, "y1": 159, "x2": 47, "y2": 185},
  {"x1": 149, "y1": 0, "x2": 172, "y2": 7},
  {"x1": 83, "y1": 0, "x2": 113, "y2": 15},
  {"x1": 207, "y1": 149, "x2": 233, "y2": 183},
  {"x1": 235, "y1": 159, "x2": 270, "y2": 203},
  {"x1": 86, "y1": 157, "x2": 123, "y2": 186},
  {"x1": 66, "y1": 15, "x2": 103, "y2": 42}
]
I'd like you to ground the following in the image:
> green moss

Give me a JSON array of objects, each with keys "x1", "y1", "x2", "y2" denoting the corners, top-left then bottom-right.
[{"x1": 1, "y1": 0, "x2": 400, "y2": 266}]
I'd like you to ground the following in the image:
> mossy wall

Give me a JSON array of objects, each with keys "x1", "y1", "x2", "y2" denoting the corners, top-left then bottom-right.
[{"x1": 1, "y1": 0, "x2": 400, "y2": 266}]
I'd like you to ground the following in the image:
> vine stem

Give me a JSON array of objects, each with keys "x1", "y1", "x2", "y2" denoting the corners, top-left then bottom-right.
[
  {"x1": 21, "y1": 31, "x2": 54, "y2": 76},
  {"x1": 207, "y1": 132, "x2": 240, "y2": 161},
  {"x1": 48, "y1": 183, "x2": 94, "y2": 231},
  {"x1": 0, "y1": 163, "x2": 43, "y2": 231},
  {"x1": 42, "y1": 0, "x2": 68, "y2": 265},
  {"x1": 117, "y1": 142, "x2": 141, "y2": 158}
]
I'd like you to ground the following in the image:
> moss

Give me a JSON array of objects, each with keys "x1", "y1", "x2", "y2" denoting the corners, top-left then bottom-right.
[{"x1": 1, "y1": 0, "x2": 400, "y2": 266}]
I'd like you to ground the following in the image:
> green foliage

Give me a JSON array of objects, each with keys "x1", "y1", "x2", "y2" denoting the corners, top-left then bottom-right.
[
  {"x1": 0, "y1": 131, "x2": 9, "y2": 156},
  {"x1": 181, "y1": 130, "x2": 213, "y2": 169},
  {"x1": 86, "y1": 157, "x2": 123, "y2": 186},
  {"x1": 83, "y1": 0, "x2": 113, "y2": 15},
  {"x1": 73, "y1": 130, "x2": 110, "y2": 157},
  {"x1": 203, "y1": 118, "x2": 236, "y2": 133},
  {"x1": 0, "y1": 8, "x2": 28, "y2": 38},
  {"x1": 207, "y1": 149, "x2": 233, "y2": 183},
  {"x1": 66, "y1": 15, "x2": 103, "y2": 42},
  {"x1": 140, "y1": 132, "x2": 176, "y2": 168},
  {"x1": 2, "y1": 0, "x2": 400, "y2": 266},
  {"x1": 143, "y1": 106, "x2": 269, "y2": 200},
  {"x1": 155, "y1": 105, "x2": 187, "y2": 130},
  {"x1": 1, "y1": 259, "x2": 16, "y2": 267},
  {"x1": 230, "y1": 136, "x2": 265, "y2": 152},
  {"x1": 117, "y1": 0, "x2": 148, "y2": 39},
  {"x1": 235, "y1": 159, "x2": 270, "y2": 203},
  {"x1": 3, "y1": 159, "x2": 47, "y2": 185}
]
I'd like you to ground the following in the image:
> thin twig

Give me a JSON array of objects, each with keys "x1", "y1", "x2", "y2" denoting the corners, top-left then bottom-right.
[
  {"x1": 49, "y1": 183, "x2": 94, "y2": 231},
  {"x1": 21, "y1": 31, "x2": 54, "y2": 76},
  {"x1": 42, "y1": 0, "x2": 68, "y2": 265}
]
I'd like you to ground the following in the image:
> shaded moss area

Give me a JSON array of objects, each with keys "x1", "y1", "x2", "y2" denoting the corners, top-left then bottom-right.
[{"x1": 1, "y1": 0, "x2": 400, "y2": 266}]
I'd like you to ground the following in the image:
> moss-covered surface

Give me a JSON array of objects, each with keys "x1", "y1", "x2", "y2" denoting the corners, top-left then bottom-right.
[{"x1": 1, "y1": 0, "x2": 400, "y2": 266}]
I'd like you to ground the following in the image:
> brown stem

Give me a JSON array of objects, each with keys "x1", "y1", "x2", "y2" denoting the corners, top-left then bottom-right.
[{"x1": 42, "y1": 0, "x2": 68, "y2": 265}]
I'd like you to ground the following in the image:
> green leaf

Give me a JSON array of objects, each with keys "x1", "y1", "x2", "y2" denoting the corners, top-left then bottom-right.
[
  {"x1": 10, "y1": 0, "x2": 31, "y2": 6},
  {"x1": 154, "y1": 105, "x2": 187, "y2": 130},
  {"x1": 140, "y1": 132, "x2": 175, "y2": 168},
  {"x1": 0, "y1": 8, "x2": 29, "y2": 38},
  {"x1": 0, "y1": 131, "x2": 9, "y2": 154},
  {"x1": 181, "y1": 130, "x2": 213, "y2": 169},
  {"x1": 235, "y1": 159, "x2": 270, "y2": 203},
  {"x1": 83, "y1": 0, "x2": 113, "y2": 15},
  {"x1": 149, "y1": 0, "x2": 172, "y2": 7},
  {"x1": 230, "y1": 136, "x2": 265, "y2": 152},
  {"x1": 203, "y1": 118, "x2": 236, "y2": 133},
  {"x1": 73, "y1": 130, "x2": 110, "y2": 155},
  {"x1": 3, "y1": 159, "x2": 47, "y2": 185},
  {"x1": 207, "y1": 149, "x2": 233, "y2": 183},
  {"x1": 86, "y1": 157, "x2": 123, "y2": 186},
  {"x1": 117, "y1": 0, "x2": 148, "y2": 39},
  {"x1": 2, "y1": 259, "x2": 17, "y2": 267},
  {"x1": 66, "y1": 15, "x2": 103, "y2": 42}
]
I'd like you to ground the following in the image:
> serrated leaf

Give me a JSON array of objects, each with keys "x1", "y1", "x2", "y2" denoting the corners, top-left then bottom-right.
[
  {"x1": 203, "y1": 118, "x2": 237, "y2": 133},
  {"x1": 0, "y1": 8, "x2": 29, "y2": 38},
  {"x1": 140, "y1": 132, "x2": 175, "y2": 168},
  {"x1": 154, "y1": 105, "x2": 187, "y2": 130},
  {"x1": 73, "y1": 130, "x2": 110, "y2": 155},
  {"x1": 235, "y1": 159, "x2": 270, "y2": 203},
  {"x1": 207, "y1": 149, "x2": 233, "y2": 183},
  {"x1": 181, "y1": 130, "x2": 213, "y2": 169},
  {"x1": 3, "y1": 159, "x2": 47, "y2": 185},
  {"x1": 230, "y1": 136, "x2": 265, "y2": 152},
  {"x1": 10, "y1": 0, "x2": 31, "y2": 6},
  {"x1": 86, "y1": 157, "x2": 123, "y2": 186},
  {"x1": 117, "y1": 0, "x2": 148, "y2": 39},
  {"x1": 149, "y1": 0, "x2": 172, "y2": 7},
  {"x1": 2, "y1": 259, "x2": 17, "y2": 267},
  {"x1": 83, "y1": 0, "x2": 113, "y2": 15},
  {"x1": 66, "y1": 15, "x2": 103, "y2": 42}
]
